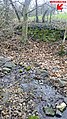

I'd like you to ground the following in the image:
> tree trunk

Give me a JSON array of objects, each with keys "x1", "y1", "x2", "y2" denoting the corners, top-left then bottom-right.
[
  {"x1": 3, "y1": 0, "x2": 9, "y2": 25},
  {"x1": 9, "y1": 0, "x2": 20, "y2": 22},
  {"x1": 21, "y1": 0, "x2": 32, "y2": 43},
  {"x1": 42, "y1": 10, "x2": 48, "y2": 23},
  {"x1": 60, "y1": 23, "x2": 67, "y2": 53},
  {"x1": 47, "y1": 15, "x2": 48, "y2": 22},
  {"x1": 49, "y1": 10, "x2": 53, "y2": 23},
  {"x1": 49, "y1": 13, "x2": 52, "y2": 23},
  {"x1": 22, "y1": 5, "x2": 28, "y2": 43},
  {"x1": 35, "y1": 0, "x2": 38, "y2": 22}
]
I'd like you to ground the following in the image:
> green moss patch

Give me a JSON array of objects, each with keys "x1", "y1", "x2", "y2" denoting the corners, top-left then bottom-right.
[
  {"x1": 28, "y1": 115, "x2": 39, "y2": 119},
  {"x1": 28, "y1": 28, "x2": 61, "y2": 42}
]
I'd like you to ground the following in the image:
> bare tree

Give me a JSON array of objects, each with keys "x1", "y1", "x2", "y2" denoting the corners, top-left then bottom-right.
[
  {"x1": 42, "y1": 10, "x2": 48, "y2": 23},
  {"x1": 35, "y1": 0, "x2": 38, "y2": 22},
  {"x1": 22, "y1": 0, "x2": 32, "y2": 43},
  {"x1": 3, "y1": 0, "x2": 9, "y2": 24},
  {"x1": 9, "y1": 0, "x2": 20, "y2": 22}
]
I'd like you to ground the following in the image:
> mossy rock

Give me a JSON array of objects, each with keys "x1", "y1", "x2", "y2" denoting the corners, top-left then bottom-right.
[
  {"x1": 3, "y1": 67, "x2": 11, "y2": 73},
  {"x1": 19, "y1": 69, "x2": 23, "y2": 73},
  {"x1": 25, "y1": 66, "x2": 31, "y2": 71},
  {"x1": 43, "y1": 107, "x2": 55, "y2": 116},
  {"x1": 28, "y1": 115, "x2": 39, "y2": 119},
  {"x1": 28, "y1": 28, "x2": 61, "y2": 42}
]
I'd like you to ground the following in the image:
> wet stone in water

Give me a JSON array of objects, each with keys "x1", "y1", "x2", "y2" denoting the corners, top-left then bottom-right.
[
  {"x1": 56, "y1": 102, "x2": 66, "y2": 112},
  {"x1": 3, "y1": 67, "x2": 11, "y2": 73},
  {"x1": 3, "y1": 62, "x2": 16, "y2": 69},
  {"x1": 56, "y1": 109, "x2": 62, "y2": 117},
  {"x1": 43, "y1": 106, "x2": 55, "y2": 116}
]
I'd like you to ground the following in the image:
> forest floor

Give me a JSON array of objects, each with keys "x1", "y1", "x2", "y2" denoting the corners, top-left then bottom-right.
[
  {"x1": 0, "y1": 32, "x2": 67, "y2": 119},
  {"x1": 0, "y1": 34, "x2": 67, "y2": 94}
]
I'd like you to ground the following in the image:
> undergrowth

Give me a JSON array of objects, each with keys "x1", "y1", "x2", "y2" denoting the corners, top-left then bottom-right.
[
  {"x1": 58, "y1": 44, "x2": 66, "y2": 56},
  {"x1": 28, "y1": 28, "x2": 61, "y2": 42}
]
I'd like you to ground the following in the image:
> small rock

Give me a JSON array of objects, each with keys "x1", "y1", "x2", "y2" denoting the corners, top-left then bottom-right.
[
  {"x1": 33, "y1": 110, "x2": 39, "y2": 116},
  {"x1": 0, "y1": 105, "x2": 3, "y2": 114},
  {"x1": 64, "y1": 98, "x2": 67, "y2": 104},
  {"x1": 2, "y1": 110, "x2": 7, "y2": 116},
  {"x1": 0, "y1": 31, "x2": 4, "y2": 37},
  {"x1": 19, "y1": 62, "x2": 23, "y2": 66},
  {"x1": 56, "y1": 109, "x2": 62, "y2": 117},
  {"x1": 40, "y1": 69, "x2": 49, "y2": 77},
  {"x1": 52, "y1": 67, "x2": 60, "y2": 73},
  {"x1": 0, "y1": 68, "x2": 2, "y2": 72},
  {"x1": 19, "y1": 69, "x2": 23, "y2": 73},
  {"x1": 0, "y1": 57, "x2": 11, "y2": 66},
  {"x1": 18, "y1": 112, "x2": 22, "y2": 116},
  {"x1": 0, "y1": 57, "x2": 8, "y2": 63},
  {"x1": 59, "y1": 79, "x2": 67, "y2": 87},
  {"x1": 0, "y1": 72, "x2": 5, "y2": 77},
  {"x1": 0, "y1": 61, "x2": 4, "y2": 67},
  {"x1": 22, "y1": 112, "x2": 26, "y2": 119},
  {"x1": 65, "y1": 60, "x2": 67, "y2": 64},
  {"x1": 3, "y1": 67, "x2": 11, "y2": 73},
  {"x1": 56, "y1": 102, "x2": 66, "y2": 112},
  {"x1": 0, "y1": 56, "x2": 4, "y2": 59},
  {"x1": 43, "y1": 106, "x2": 55, "y2": 116},
  {"x1": 23, "y1": 102, "x2": 26, "y2": 106},
  {"x1": 34, "y1": 75, "x2": 41, "y2": 80},
  {"x1": 4, "y1": 62, "x2": 16, "y2": 69},
  {"x1": 25, "y1": 66, "x2": 31, "y2": 71}
]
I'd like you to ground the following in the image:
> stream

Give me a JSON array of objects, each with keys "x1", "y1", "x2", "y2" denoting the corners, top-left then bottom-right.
[{"x1": 0, "y1": 64, "x2": 67, "y2": 119}]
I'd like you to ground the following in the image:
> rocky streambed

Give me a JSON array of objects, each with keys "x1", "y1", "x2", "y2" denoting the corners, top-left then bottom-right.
[{"x1": 0, "y1": 56, "x2": 67, "y2": 119}]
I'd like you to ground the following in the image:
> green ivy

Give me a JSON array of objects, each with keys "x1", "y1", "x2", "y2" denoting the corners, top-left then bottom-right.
[
  {"x1": 28, "y1": 115, "x2": 39, "y2": 119},
  {"x1": 28, "y1": 28, "x2": 61, "y2": 42}
]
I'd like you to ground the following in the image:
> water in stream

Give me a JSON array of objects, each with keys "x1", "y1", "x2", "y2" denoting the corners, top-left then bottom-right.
[
  {"x1": 0, "y1": 65, "x2": 67, "y2": 119},
  {"x1": 21, "y1": 79, "x2": 67, "y2": 119}
]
